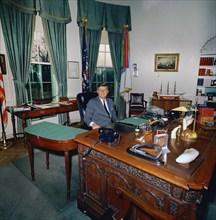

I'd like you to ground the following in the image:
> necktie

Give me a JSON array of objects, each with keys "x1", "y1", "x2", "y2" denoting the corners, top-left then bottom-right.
[{"x1": 103, "y1": 101, "x2": 110, "y2": 117}]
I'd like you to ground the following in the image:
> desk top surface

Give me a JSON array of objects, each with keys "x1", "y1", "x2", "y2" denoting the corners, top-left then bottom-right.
[
  {"x1": 74, "y1": 119, "x2": 216, "y2": 190},
  {"x1": 24, "y1": 122, "x2": 85, "y2": 141},
  {"x1": 7, "y1": 103, "x2": 78, "y2": 119},
  {"x1": 117, "y1": 117, "x2": 148, "y2": 126}
]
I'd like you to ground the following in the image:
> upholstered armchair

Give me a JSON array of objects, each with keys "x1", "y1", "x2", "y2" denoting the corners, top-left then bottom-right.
[
  {"x1": 76, "y1": 92, "x2": 98, "y2": 129},
  {"x1": 128, "y1": 93, "x2": 148, "y2": 117}
]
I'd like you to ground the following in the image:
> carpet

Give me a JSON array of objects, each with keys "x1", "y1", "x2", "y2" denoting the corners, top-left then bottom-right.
[
  {"x1": 0, "y1": 151, "x2": 91, "y2": 220},
  {"x1": 12, "y1": 151, "x2": 79, "y2": 211}
]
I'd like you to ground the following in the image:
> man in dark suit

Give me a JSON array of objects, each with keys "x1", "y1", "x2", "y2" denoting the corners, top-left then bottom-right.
[{"x1": 84, "y1": 83, "x2": 117, "y2": 129}]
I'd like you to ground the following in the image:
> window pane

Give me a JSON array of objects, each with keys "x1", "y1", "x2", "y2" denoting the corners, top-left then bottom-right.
[
  {"x1": 99, "y1": 44, "x2": 105, "y2": 52},
  {"x1": 92, "y1": 83, "x2": 97, "y2": 91},
  {"x1": 107, "y1": 83, "x2": 114, "y2": 95},
  {"x1": 31, "y1": 32, "x2": 38, "y2": 62},
  {"x1": 31, "y1": 64, "x2": 40, "y2": 82},
  {"x1": 106, "y1": 54, "x2": 112, "y2": 67},
  {"x1": 42, "y1": 65, "x2": 51, "y2": 81},
  {"x1": 105, "y1": 44, "x2": 110, "y2": 52},
  {"x1": 106, "y1": 70, "x2": 114, "y2": 81},
  {"x1": 32, "y1": 32, "x2": 50, "y2": 63},
  {"x1": 97, "y1": 52, "x2": 105, "y2": 66},
  {"x1": 43, "y1": 83, "x2": 52, "y2": 98},
  {"x1": 37, "y1": 32, "x2": 49, "y2": 63},
  {"x1": 97, "y1": 72, "x2": 103, "y2": 82},
  {"x1": 31, "y1": 83, "x2": 42, "y2": 100}
]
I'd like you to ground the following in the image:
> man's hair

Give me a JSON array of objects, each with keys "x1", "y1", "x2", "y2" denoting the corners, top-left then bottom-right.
[{"x1": 98, "y1": 83, "x2": 108, "y2": 89}]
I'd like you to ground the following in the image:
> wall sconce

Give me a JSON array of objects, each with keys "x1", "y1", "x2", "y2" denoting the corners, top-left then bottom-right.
[{"x1": 132, "y1": 63, "x2": 138, "y2": 77}]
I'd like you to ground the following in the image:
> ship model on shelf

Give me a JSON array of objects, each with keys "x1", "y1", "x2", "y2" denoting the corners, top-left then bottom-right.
[{"x1": 153, "y1": 81, "x2": 184, "y2": 100}]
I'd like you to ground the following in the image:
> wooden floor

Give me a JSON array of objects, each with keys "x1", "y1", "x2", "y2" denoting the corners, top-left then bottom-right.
[{"x1": 0, "y1": 138, "x2": 27, "y2": 168}]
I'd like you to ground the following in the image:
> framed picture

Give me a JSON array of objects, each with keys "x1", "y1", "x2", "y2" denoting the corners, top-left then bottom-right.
[
  {"x1": 68, "y1": 61, "x2": 79, "y2": 79},
  {"x1": 0, "y1": 54, "x2": 7, "y2": 75},
  {"x1": 154, "y1": 53, "x2": 179, "y2": 72}
]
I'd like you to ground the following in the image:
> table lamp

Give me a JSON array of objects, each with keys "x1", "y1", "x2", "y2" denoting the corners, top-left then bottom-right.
[{"x1": 171, "y1": 106, "x2": 198, "y2": 142}]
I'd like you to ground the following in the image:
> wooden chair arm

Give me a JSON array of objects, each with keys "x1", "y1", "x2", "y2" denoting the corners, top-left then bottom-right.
[{"x1": 113, "y1": 187, "x2": 176, "y2": 220}]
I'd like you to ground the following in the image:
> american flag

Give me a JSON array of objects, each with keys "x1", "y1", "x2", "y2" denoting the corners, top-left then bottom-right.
[
  {"x1": 81, "y1": 27, "x2": 90, "y2": 92},
  {"x1": 120, "y1": 27, "x2": 132, "y2": 102},
  {"x1": 0, "y1": 66, "x2": 7, "y2": 127}
]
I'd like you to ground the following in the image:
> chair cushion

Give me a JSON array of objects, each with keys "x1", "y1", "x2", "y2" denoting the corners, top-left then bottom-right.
[{"x1": 130, "y1": 94, "x2": 143, "y2": 105}]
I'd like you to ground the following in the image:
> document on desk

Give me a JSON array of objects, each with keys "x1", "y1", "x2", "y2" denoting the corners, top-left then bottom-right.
[
  {"x1": 10, "y1": 106, "x2": 31, "y2": 112},
  {"x1": 32, "y1": 103, "x2": 60, "y2": 109}
]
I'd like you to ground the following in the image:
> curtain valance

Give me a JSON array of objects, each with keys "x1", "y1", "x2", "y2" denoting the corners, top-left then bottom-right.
[
  {"x1": 104, "y1": 3, "x2": 131, "y2": 33},
  {"x1": 77, "y1": 0, "x2": 105, "y2": 30},
  {"x1": 77, "y1": 0, "x2": 131, "y2": 33},
  {"x1": 0, "y1": 0, "x2": 71, "y2": 23},
  {"x1": 0, "y1": 0, "x2": 35, "y2": 14},
  {"x1": 38, "y1": 0, "x2": 71, "y2": 24}
]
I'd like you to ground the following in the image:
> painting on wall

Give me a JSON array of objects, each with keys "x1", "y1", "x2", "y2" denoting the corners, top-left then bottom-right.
[
  {"x1": 0, "y1": 54, "x2": 7, "y2": 74},
  {"x1": 154, "y1": 53, "x2": 179, "y2": 72}
]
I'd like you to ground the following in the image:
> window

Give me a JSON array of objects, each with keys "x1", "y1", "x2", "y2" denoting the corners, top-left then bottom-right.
[
  {"x1": 92, "y1": 39, "x2": 115, "y2": 100},
  {"x1": 26, "y1": 30, "x2": 56, "y2": 103},
  {"x1": 26, "y1": 63, "x2": 53, "y2": 101}
]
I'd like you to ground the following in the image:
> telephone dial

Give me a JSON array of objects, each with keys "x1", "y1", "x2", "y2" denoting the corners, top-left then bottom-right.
[{"x1": 98, "y1": 128, "x2": 120, "y2": 145}]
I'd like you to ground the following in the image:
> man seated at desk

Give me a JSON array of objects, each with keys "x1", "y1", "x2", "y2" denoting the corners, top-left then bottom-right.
[{"x1": 84, "y1": 83, "x2": 117, "y2": 129}]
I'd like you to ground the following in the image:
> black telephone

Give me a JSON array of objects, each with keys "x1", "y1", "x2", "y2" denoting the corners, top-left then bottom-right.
[{"x1": 98, "y1": 128, "x2": 120, "y2": 145}]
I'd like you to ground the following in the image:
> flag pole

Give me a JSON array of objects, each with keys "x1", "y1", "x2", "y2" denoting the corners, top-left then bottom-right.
[{"x1": 0, "y1": 95, "x2": 12, "y2": 150}]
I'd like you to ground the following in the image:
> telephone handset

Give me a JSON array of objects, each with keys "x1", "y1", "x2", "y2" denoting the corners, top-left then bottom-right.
[
  {"x1": 98, "y1": 128, "x2": 120, "y2": 146},
  {"x1": 82, "y1": 127, "x2": 120, "y2": 158}
]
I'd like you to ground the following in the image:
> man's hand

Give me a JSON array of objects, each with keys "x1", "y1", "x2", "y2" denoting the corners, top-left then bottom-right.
[{"x1": 91, "y1": 122, "x2": 100, "y2": 129}]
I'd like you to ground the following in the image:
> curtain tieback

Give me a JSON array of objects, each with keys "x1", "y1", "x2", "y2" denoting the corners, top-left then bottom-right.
[{"x1": 14, "y1": 80, "x2": 25, "y2": 87}]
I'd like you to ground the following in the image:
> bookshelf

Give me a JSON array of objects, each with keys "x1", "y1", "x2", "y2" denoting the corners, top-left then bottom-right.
[{"x1": 196, "y1": 36, "x2": 216, "y2": 102}]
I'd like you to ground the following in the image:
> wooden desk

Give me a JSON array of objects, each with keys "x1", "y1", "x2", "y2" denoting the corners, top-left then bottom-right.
[
  {"x1": 74, "y1": 125, "x2": 216, "y2": 219},
  {"x1": 24, "y1": 122, "x2": 85, "y2": 199},
  {"x1": 7, "y1": 102, "x2": 78, "y2": 140},
  {"x1": 151, "y1": 99, "x2": 192, "y2": 112}
]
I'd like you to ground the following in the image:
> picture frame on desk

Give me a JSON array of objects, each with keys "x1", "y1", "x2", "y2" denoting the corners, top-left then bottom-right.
[
  {"x1": 0, "y1": 54, "x2": 7, "y2": 75},
  {"x1": 68, "y1": 61, "x2": 79, "y2": 79},
  {"x1": 154, "y1": 53, "x2": 179, "y2": 72}
]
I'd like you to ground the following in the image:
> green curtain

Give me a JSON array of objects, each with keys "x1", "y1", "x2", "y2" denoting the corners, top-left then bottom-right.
[
  {"x1": 108, "y1": 32, "x2": 126, "y2": 119},
  {"x1": 42, "y1": 20, "x2": 68, "y2": 98},
  {"x1": 0, "y1": 2, "x2": 35, "y2": 132},
  {"x1": 41, "y1": 19, "x2": 68, "y2": 124},
  {"x1": 87, "y1": 29, "x2": 102, "y2": 87},
  {"x1": 78, "y1": 28, "x2": 102, "y2": 88}
]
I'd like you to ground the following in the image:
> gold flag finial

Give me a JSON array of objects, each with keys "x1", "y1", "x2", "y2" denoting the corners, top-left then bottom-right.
[
  {"x1": 81, "y1": 18, "x2": 88, "y2": 23},
  {"x1": 123, "y1": 24, "x2": 128, "y2": 28}
]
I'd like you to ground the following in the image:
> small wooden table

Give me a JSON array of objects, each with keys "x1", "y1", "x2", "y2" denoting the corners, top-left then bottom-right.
[
  {"x1": 151, "y1": 98, "x2": 192, "y2": 112},
  {"x1": 7, "y1": 102, "x2": 78, "y2": 141},
  {"x1": 24, "y1": 122, "x2": 85, "y2": 199}
]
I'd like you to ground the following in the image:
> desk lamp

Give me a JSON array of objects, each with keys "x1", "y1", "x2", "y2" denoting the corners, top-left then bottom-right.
[{"x1": 171, "y1": 106, "x2": 198, "y2": 142}]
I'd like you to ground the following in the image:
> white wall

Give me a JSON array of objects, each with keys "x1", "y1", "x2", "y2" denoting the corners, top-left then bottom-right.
[
  {"x1": 104, "y1": 0, "x2": 216, "y2": 103},
  {"x1": 0, "y1": 0, "x2": 216, "y2": 138}
]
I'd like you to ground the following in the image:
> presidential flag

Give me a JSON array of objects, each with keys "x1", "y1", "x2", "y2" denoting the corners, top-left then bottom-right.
[
  {"x1": 81, "y1": 27, "x2": 90, "y2": 92},
  {"x1": 0, "y1": 66, "x2": 7, "y2": 127},
  {"x1": 120, "y1": 27, "x2": 132, "y2": 102}
]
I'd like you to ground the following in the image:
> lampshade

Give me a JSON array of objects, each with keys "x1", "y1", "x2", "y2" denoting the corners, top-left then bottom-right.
[{"x1": 171, "y1": 106, "x2": 197, "y2": 112}]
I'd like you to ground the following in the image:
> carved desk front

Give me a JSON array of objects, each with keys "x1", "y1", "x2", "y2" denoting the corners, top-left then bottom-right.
[{"x1": 74, "y1": 127, "x2": 216, "y2": 219}]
